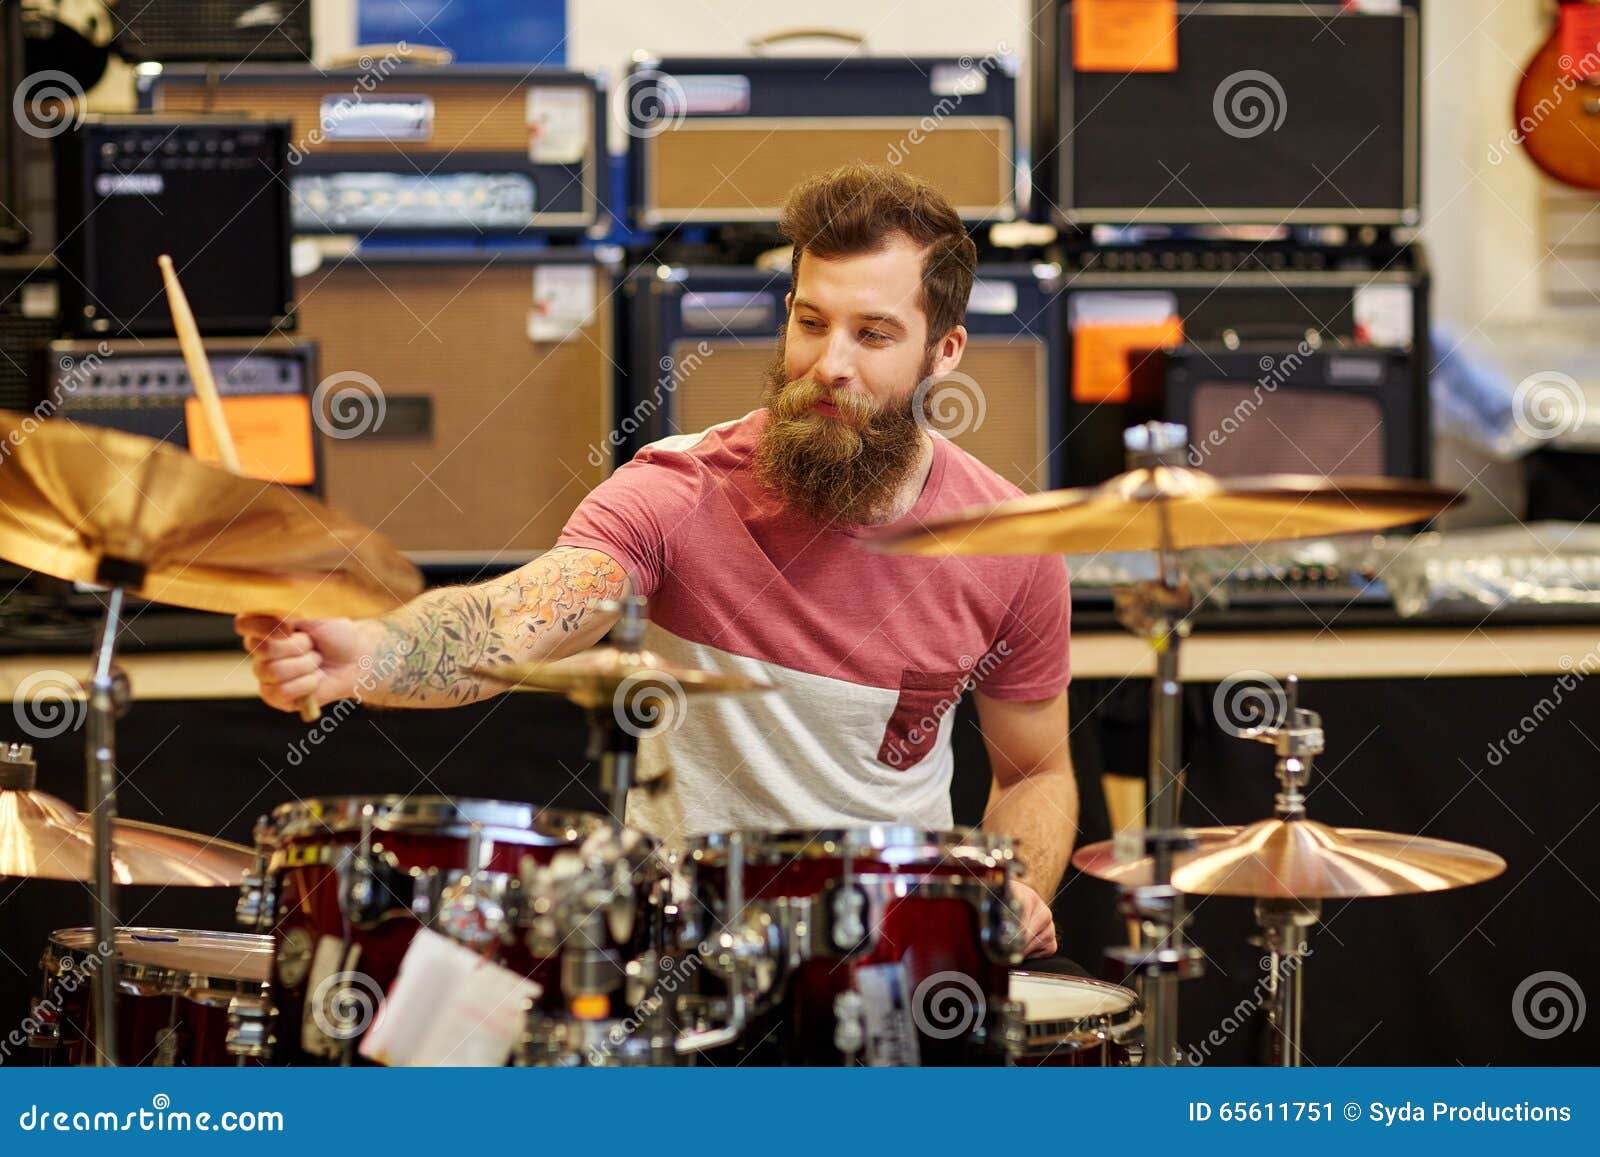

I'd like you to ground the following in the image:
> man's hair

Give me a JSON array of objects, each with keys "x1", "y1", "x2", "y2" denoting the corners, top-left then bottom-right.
[{"x1": 778, "y1": 163, "x2": 977, "y2": 346}]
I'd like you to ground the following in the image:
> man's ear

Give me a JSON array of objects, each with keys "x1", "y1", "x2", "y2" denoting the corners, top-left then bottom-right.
[{"x1": 930, "y1": 324, "x2": 969, "y2": 379}]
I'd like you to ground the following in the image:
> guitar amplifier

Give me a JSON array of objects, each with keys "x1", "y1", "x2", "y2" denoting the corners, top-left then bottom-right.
[
  {"x1": 0, "y1": 256, "x2": 56, "y2": 411},
  {"x1": 45, "y1": 338, "x2": 323, "y2": 494},
  {"x1": 1167, "y1": 345, "x2": 1424, "y2": 480},
  {"x1": 150, "y1": 66, "x2": 606, "y2": 237},
  {"x1": 623, "y1": 263, "x2": 1061, "y2": 491},
  {"x1": 285, "y1": 248, "x2": 616, "y2": 559},
  {"x1": 112, "y1": 0, "x2": 314, "y2": 64},
  {"x1": 1058, "y1": 242, "x2": 1429, "y2": 485},
  {"x1": 1034, "y1": 0, "x2": 1420, "y2": 226},
  {"x1": 627, "y1": 55, "x2": 1021, "y2": 228},
  {"x1": 54, "y1": 116, "x2": 294, "y2": 337}
]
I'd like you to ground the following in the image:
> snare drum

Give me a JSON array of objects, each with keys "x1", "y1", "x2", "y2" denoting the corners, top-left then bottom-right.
[
  {"x1": 1008, "y1": 971, "x2": 1142, "y2": 1066},
  {"x1": 31, "y1": 927, "x2": 272, "y2": 1067},
  {"x1": 683, "y1": 827, "x2": 1023, "y2": 1066},
  {"x1": 240, "y1": 795, "x2": 606, "y2": 1065}
]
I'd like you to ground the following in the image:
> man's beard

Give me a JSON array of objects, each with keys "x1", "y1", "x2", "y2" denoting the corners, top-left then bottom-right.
[{"x1": 754, "y1": 339, "x2": 934, "y2": 528}]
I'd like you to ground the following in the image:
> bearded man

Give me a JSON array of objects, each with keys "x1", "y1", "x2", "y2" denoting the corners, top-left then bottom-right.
[{"x1": 236, "y1": 163, "x2": 1077, "y2": 958}]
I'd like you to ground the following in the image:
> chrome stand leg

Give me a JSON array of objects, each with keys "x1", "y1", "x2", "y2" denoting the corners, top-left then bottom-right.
[{"x1": 85, "y1": 585, "x2": 125, "y2": 1067}]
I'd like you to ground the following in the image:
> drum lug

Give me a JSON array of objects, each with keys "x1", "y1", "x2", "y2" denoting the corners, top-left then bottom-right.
[
  {"x1": 234, "y1": 867, "x2": 274, "y2": 929},
  {"x1": 337, "y1": 846, "x2": 416, "y2": 929},
  {"x1": 833, "y1": 990, "x2": 865, "y2": 1059},
  {"x1": 996, "y1": 998, "x2": 1026, "y2": 1064},
  {"x1": 225, "y1": 993, "x2": 276, "y2": 1061},
  {"x1": 982, "y1": 890, "x2": 1026, "y2": 964},
  {"x1": 235, "y1": 816, "x2": 275, "y2": 929},
  {"x1": 27, "y1": 999, "x2": 60, "y2": 1049},
  {"x1": 830, "y1": 885, "x2": 867, "y2": 952}
]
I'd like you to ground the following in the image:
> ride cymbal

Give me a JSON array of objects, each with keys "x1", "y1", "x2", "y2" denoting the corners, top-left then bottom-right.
[{"x1": 871, "y1": 466, "x2": 1461, "y2": 557}]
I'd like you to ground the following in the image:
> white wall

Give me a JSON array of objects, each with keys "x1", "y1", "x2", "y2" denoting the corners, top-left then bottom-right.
[{"x1": 1418, "y1": 0, "x2": 1550, "y2": 330}]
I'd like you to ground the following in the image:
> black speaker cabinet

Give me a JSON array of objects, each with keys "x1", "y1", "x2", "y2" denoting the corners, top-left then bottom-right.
[
  {"x1": 54, "y1": 116, "x2": 294, "y2": 337},
  {"x1": 1058, "y1": 241, "x2": 1429, "y2": 485},
  {"x1": 1033, "y1": 0, "x2": 1420, "y2": 227}
]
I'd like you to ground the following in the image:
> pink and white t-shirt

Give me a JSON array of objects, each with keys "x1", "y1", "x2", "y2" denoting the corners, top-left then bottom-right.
[{"x1": 556, "y1": 409, "x2": 1071, "y2": 841}]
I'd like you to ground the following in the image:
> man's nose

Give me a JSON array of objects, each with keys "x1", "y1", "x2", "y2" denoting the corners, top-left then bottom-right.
[{"x1": 811, "y1": 333, "x2": 855, "y2": 386}]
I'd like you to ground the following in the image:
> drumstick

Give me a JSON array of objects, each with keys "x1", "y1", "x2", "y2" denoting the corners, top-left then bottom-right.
[{"x1": 158, "y1": 254, "x2": 322, "y2": 724}]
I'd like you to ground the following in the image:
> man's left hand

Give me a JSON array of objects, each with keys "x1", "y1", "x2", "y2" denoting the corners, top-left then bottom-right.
[{"x1": 1010, "y1": 880, "x2": 1057, "y2": 958}]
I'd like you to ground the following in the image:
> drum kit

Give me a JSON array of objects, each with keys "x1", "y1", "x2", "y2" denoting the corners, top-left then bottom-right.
[{"x1": 0, "y1": 266, "x2": 1508, "y2": 1067}]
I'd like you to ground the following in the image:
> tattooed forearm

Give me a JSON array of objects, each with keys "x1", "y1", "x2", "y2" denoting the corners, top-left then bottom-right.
[{"x1": 363, "y1": 547, "x2": 627, "y2": 707}]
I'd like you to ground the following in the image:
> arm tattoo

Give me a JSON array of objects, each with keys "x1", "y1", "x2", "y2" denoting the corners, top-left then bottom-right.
[{"x1": 374, "y1": 547, "x2": 627, "y2": 705}]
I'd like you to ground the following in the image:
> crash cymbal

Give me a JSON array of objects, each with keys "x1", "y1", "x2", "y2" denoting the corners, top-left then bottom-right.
[
  {"x1": 470, "y1": 645, "x2": 775, "y2": 711},
  {"x1": 871, "y1": 466, "x2": 1461, "y2": 556},
  {"x1": 1072, "y1": 819, "x2": 1505, "y2": 899},
  {"x1": 0, "y1": 411, "x2": 421, "y2": 619},
  {"x1": 0, "y1": 789, "x2": 253, "y2": 885}
]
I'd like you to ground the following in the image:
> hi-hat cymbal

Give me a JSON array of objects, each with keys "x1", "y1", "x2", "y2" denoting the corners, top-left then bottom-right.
[
  {"x1": 0, "y1": 412, "x2": 422, "y2": 618},
  {"x1": 470, "y1": 646, "x2": 775, "y2": 710},
  {"x1": 1072, "y1": 820, "x2": 1506, "y2": 899},
  {"x1": 0, "y1": 789, "x2": 253, "y2": 885},
  {"x1": 871, "y1": 466, "x2": 1461, "y2": 557}
]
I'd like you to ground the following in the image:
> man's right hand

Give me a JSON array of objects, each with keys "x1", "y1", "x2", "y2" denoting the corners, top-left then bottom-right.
[{"x1": 235, "y1": 615, "x2": 383, "y2": 714}]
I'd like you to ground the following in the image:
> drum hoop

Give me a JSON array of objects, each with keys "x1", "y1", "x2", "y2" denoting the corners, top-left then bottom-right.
[
  {"x1": 1012, "y1": 972, "x2": 1143, "y2": 1042},
  {"x1": 688, "y1": 826, "x2": 1016, "y2": 866},
  {"x1": 45, "y1": 927, "x2": 274, "y2": 988},
  {"x1": 260, "y1": 795, "x2": 606, "y2": 847}
]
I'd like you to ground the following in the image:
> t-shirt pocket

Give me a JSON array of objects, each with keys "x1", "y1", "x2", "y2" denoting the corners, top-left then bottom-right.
[{"x1": 876, "y1": 667, "x2": 970, "y2": 771}]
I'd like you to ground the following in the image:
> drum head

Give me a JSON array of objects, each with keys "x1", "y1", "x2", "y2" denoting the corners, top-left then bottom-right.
[
  {"x1": 49, "y1": 927, "x2": 273, "y2": 983},
  {"x1": 1011, "y1": 971, "x2": 1141, "y2": 1038}
]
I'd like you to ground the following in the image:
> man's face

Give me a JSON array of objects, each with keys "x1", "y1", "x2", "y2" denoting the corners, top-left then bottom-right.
[
  {"x1": 781, "y1": 236, "x2": 936, "y2": 418},
  {"x1": 755, "y1": 234, "x2": 965, "y2": 527}
]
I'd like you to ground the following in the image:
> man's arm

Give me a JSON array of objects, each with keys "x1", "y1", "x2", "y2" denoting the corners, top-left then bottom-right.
[
  {"x1": 237, "y1": 546, "x2": 628, "y2": 712},
  {"x1": 974, "y1": 688, "x2": 1078, "y2": 956}
]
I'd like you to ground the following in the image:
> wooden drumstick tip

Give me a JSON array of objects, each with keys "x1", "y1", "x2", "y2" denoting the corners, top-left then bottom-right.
[{"x1": 299, "y1": 695, "x2": 320, "y2": 723}]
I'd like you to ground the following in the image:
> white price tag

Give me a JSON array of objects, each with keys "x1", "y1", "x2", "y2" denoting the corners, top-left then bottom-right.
[{"x1": 526, "y1": 87, "x2": 588, "y2": 165}]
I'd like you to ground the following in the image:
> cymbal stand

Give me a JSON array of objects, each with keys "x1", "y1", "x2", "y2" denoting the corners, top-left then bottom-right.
[
  {"x1": 84, "y1": 570, "x2": 136, "y2": 1066},
  {"x1": 1104, "y1": 423, "x2": 1206, "y2": 1066},
  {"x1": 1237, "y1": 676, "x2": 1325, "y2": 1067}
]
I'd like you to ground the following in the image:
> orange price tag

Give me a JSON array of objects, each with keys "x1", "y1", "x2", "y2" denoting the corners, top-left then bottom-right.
[
  {"x1": 1073, "y1": 0, "x2": 1179, "y2": 73},
  {"x1": 185, "y1": 395, "x2": 317, "y2": 486},
  {"x1": 1559, "y1": 4, "x2": 1600, "y2": 80},
  {"x1": 1072, "y1": 318, "x2": 1184, "y2": 404}
]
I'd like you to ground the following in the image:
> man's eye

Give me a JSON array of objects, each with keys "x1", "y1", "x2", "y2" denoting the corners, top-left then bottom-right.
[
  {"x1": 861, "y1": 331, "x2": 889, "y2": 343},
  {"x1": 800, "y1": 318, "x2": 824, "y2": 331}
]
